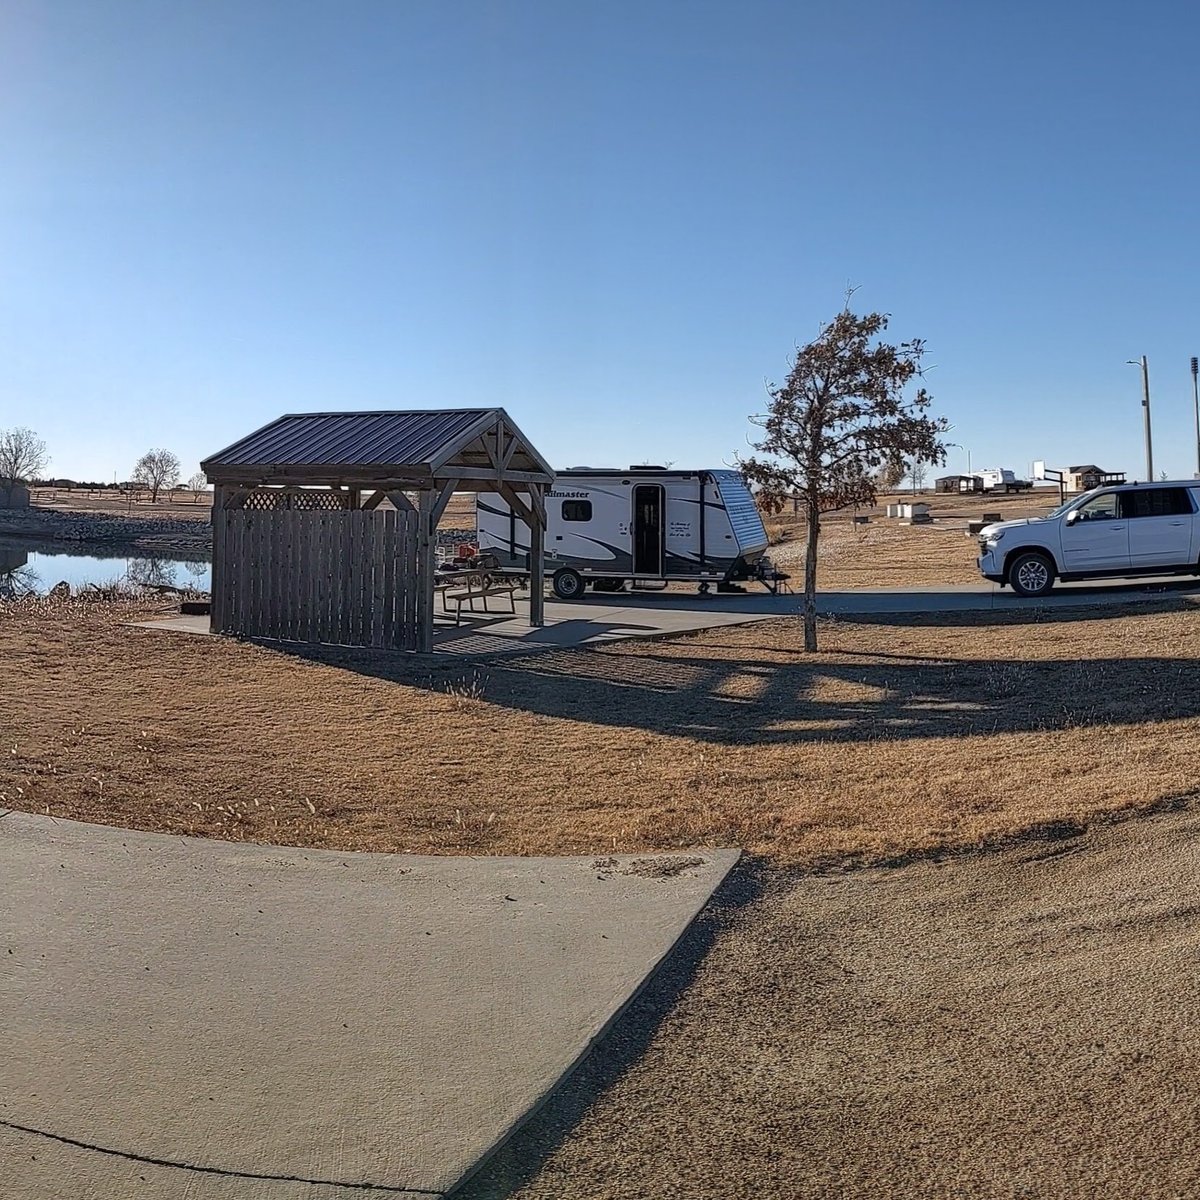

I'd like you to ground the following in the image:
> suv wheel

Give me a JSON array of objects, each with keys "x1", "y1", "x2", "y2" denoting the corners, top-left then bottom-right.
[{"x1": 1008, "y1": 551, "x2": 1055, "y2": 597}]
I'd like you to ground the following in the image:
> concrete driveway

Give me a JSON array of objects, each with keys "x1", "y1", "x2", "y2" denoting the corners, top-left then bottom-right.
[
  {"x1": 1, "y1": 813, "x2": 738, "y2": 1198},
  {"x1": 137, "y1": 575, "x2": 1200, "y2": 660}
]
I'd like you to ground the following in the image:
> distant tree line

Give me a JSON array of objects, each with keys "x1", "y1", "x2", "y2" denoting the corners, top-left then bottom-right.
[
  {"x1": 2, "y1": 425, "x2": 211, "y2": 505},
  {"x1": 33, "y1": 478, "x2": 121, "y2": 490}
]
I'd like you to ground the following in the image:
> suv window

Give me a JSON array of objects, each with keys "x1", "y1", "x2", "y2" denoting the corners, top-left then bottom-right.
[
  {"x1": 1074, "y1": 493, "x2": 1120, "y2": 521},
  {"x1": 1120, "y1": 488, "x2": 1194, "y2": 519}
]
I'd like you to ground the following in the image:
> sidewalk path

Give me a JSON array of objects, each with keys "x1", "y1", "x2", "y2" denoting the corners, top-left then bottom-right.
[{"x1": 1, "y1": 813, "x2": 737, "y2": 1198}]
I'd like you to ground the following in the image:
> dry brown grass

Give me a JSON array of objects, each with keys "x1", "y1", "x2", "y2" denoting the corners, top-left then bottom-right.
[
  {"x1": 31, "y1": 486, "x2": 481, "y2": 528},
  {"x1": 765, "y1": 490, "x2": 1060, "y2": 588},
  {"x1": 5, "y1": 593, "x2": 1200, "y2": 866},
  {"x1": 31, "y1": 487, "x2": 213, "y2": 521}
]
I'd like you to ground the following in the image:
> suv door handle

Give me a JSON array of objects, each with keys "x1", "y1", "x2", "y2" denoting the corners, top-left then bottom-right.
[{"x1": 1170, "y1": 521, "x2": 1187, "y2": 526}]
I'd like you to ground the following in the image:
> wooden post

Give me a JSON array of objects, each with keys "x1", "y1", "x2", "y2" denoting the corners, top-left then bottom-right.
[
  {"x1": 416, "y1": 489, "x2": 437, "y2": 652},
  {"x1": 210, "y1": 484, "x2": 226, "y2": 632},
  {"x1": 529, "y1": 484, "x2": 545, "y2": 627}
]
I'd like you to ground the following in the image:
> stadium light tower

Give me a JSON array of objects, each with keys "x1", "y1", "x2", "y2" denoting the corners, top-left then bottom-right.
[{"x1": 1192, "y1": 357, "x2": 1199, "y2": 478}]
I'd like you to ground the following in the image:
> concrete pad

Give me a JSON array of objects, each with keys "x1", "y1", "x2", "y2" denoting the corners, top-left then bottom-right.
[
  {"x1": 130, "y1": 595, "x2": 790, "y2": 656},
  {"x1": 1, "y1": 813, "x2": 738, "y2": 1198},
  {"x1": 131, "y1": 576, "x2": 1200, "y2": 659}
]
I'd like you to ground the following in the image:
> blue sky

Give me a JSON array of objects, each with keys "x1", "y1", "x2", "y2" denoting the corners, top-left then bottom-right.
[{"x1": 3, "y1": 0, "x2": 1199, "y2": 483}]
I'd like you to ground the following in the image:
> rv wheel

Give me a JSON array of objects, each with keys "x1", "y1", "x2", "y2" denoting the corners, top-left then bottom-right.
[{"x1": 552, "y1": 568, "x2": 585, "y2": 600}]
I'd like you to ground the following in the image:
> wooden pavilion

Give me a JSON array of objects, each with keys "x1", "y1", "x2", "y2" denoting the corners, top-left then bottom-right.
[{"x1": 201, "y1": 408, "x2": 554, "y2": 652}]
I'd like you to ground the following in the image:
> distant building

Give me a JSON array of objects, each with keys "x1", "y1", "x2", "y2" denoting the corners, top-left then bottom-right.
[
  {"x1": 935, "y1": 474, "x2": 984, "y2": 493},
  {"x1": 1064, "y1": 465, "x2": 1127, "y2": 492}
]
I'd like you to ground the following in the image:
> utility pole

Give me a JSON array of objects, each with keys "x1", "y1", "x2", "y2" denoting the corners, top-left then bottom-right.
[{"x1": 1192, "y1": 357, "x2": 1199, "y2": 478}]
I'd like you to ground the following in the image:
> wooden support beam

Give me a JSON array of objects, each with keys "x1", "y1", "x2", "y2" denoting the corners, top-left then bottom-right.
[
  {"x1": 526, "y1": 483, "x2": 546, "y2": 527},
  {"x1": 529, "y1": 484, "x2": 545, "y2": 628},
  {"x1": 210, "y1": 485, "x2": 227, "y2": 632},
  {"x1": 415, "y1": 489, "x2": 436, "y2": 653},
  {"x1": 500, "y1": 422, "x2": 519, "y2": 472},
  {"x1": 431, "y1": 479, "x2": 458, "y2": 524},
  {"x1": 482, "y1": 423, "x2": 503, "y2": 471},
  {"x1": 433, "y1": 467, "x2": 550, "y2": 484},
  {"x1": 362, "y1": 490, "x2": 386, "y2": 511},
  {"x1": 498, "y1": 482, "x2": 535, "y2": 527},
  {"x1": 386, "y1": 491, "x2": 417, "y2": 514}
]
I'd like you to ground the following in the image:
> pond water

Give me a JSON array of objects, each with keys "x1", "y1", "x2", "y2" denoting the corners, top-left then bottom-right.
[{"x1": 0, "y1": 537, "x2": 211, "y2": 597}]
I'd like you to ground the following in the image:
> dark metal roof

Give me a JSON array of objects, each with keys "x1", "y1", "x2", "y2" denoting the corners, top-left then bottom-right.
[
  {"x1": 202, "y1": 408, "x2": 554, "y2": 482},
  {"x1": 203, "y1": 409, "x2": 489, "y2": 470}
]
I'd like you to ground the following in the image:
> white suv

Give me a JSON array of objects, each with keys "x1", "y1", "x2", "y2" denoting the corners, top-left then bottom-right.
[{"x1": 977, "y1": 482, "x2": 1200, "y2": 596}]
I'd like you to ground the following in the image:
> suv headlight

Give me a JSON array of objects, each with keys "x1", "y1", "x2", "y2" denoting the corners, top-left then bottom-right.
[{"x1": 986, "y1": 529, "x2": 1004, "y2": 544}]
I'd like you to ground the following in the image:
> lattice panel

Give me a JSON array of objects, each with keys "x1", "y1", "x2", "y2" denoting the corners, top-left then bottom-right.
[{"x1": 241, "y1": 489, "x2": 350, "y2": 512}]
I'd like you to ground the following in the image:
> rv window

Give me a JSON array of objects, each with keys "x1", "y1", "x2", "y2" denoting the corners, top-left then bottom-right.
[{"x1": 562, "y1": 500, "x2": 592, "y2": 522}]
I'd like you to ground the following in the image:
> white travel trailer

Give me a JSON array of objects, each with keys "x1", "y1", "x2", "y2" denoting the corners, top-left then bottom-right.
[{"x1": 477, "y1": 467, "x2": 776, "y2": 598}]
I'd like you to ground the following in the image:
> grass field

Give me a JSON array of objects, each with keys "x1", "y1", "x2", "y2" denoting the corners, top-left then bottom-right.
[
  {"x1": 765, "y1": 488, "x2": 1059, "y2": 587},
  {"x1": 467, "y1": 805, "x2": 1200, "y2": 1200},
  {"x1": 9, "y1": 575, "x2": 1200, "y2": 1199},
  {"x1": 4, "y1": 590, "x2": 1197, "y2": 866},
  {"x1": 31, "y1": 486, "x2": 480, "y2": 532},
  {"x1": 31, "y1": 486, "x2": 214, "y2": 521}
]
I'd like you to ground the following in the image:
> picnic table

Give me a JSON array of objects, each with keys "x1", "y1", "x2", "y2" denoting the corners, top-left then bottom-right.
[{"x1": 435, "y1": 565, "x2": 523, "y2": 625}]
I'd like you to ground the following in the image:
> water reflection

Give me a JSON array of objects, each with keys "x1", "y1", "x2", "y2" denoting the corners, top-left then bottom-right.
[
  {"x1": 181, "y1": 560, "x2": 209, "y2": 590},
  {"x1": 127, "y1": 557, "x2": 179, "y2": 590},
  {"x1": 0, "y1": 544, "x2": 38, "y2": 598},
  {"x1": 0, "y1": 536, "x2": 210, "y2": 596}
]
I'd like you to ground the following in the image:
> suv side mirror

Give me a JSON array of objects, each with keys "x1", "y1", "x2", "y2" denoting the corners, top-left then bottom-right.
[{"x1": 1065, "y1": 510, "x2": 1080, "y2": 525}]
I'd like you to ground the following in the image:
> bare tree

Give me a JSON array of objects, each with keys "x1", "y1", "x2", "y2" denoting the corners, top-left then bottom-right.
[
  {"x1": 875, "y1": 458, "x2": 907, "y2": 491},
  {"x1": 905, "y1": 457, "x2": 929, "y2": 494},
  {"x1": 133, "y1": 448, "x2": 181, "y2": 503},
  {"x1": 0, "y1": 426, "x2": 49, "y2": 503},
  {"x1": 741, "y1": 305, "x2": 948, "y2": 651}
]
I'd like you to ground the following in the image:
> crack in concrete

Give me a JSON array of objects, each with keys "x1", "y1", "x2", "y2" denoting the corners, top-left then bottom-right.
[{"x1": 0, "y1": 1119, "x2": 445, "y2": 1195}]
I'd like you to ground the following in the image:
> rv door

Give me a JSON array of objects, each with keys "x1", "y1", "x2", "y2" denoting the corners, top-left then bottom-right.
[{"x1": 632, "y1": 484, "x2": 664, "y2": 575}]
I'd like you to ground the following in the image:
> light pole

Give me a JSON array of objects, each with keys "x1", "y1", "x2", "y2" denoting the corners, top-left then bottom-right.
[
  {"x1": 1192, "y1": 357, "x2": 1199, "y2": 478},
  {"x1": 1127, "y1": 356, "x2": 1154, "y2": 481}
]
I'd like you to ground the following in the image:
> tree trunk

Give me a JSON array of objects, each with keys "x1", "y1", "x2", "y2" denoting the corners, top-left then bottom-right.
[{"x1": 803, "y1": 494, "x2": 820, "y2": 651}]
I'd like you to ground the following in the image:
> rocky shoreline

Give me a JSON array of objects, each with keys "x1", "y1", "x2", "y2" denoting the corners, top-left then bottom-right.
[{"x1": 0, "y1": 508, "x2": 212, "y2": 557}]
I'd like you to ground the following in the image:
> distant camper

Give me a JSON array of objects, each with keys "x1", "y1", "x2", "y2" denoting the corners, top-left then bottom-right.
[{"x1": 477, "y1": 467, "x2": 771, "y2": 598}]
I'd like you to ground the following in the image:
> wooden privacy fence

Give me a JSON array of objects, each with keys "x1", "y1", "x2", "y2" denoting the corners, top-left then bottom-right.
[{"x1": 212, "y1": 507, "x2": 420, "y2": 650}]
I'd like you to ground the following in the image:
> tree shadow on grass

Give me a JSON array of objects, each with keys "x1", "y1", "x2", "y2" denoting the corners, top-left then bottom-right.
[
  {"x1": 447, "y1": 857, "x2": 769, "y2": 1200},
  {"x1": 289, "y1": 624, "x2": 1200, "y2": 746}
]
